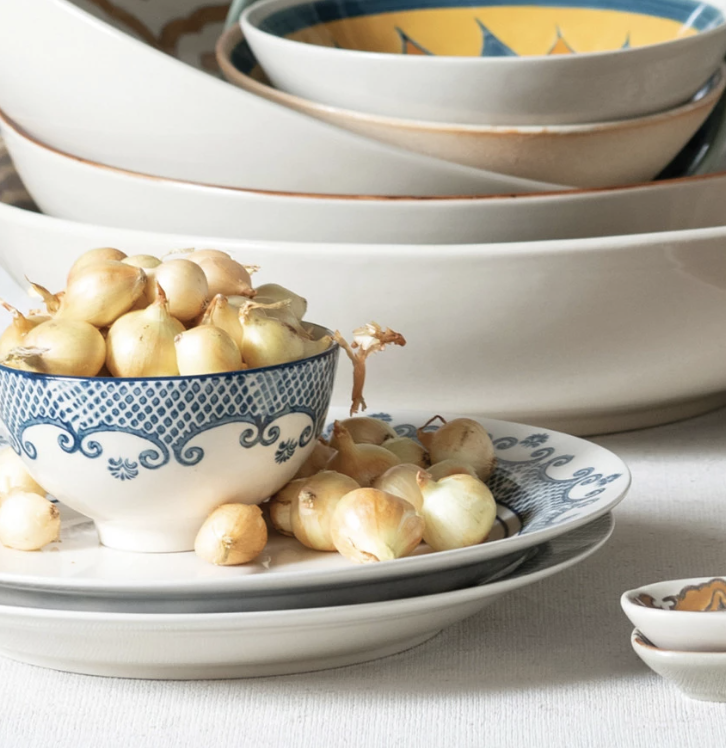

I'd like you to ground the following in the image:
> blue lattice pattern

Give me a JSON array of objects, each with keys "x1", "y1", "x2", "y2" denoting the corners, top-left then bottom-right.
[{"x1": 0, "y1": 346, "x2": 338, "y2": 467}]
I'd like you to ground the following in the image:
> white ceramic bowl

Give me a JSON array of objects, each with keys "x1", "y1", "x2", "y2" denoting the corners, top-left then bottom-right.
[
  {"x1": 5, "y1": 162, "x2": 726, "y2": 436},
  {"x1": 622, "y1": 578, "x2": 726, "y2": 651},
  {"x1": 0, "y1": 0, "x2": 560, "y2": 196},
  {"x1": 219, "y1": 27, "x2": 725, "y2": 188},
  {"x1": 0, "y1": 341, "x2": 339, "y2": 553},
  {"x1": 241, "y1": 0, "x2": 726, "y2": 125},
  {"x1": 7, "y1": 112, "x2": 726, "y2": 245},
  {"x1": 631, "y1": 630, "x2": 726, "y2": 702}
]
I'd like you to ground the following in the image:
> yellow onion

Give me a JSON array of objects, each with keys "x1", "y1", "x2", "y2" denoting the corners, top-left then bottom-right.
[
  {"x1": 417, "y1": 471, "x2": 497, "y2": 551},
  {"x1": 290, "y1": 471, "x2": 359, "y2": 551},
  {"x1": 8, "y1": 319, "x2": 106, "y2": 376},
  {"x1": 187, "y1": 252, "x2": 254, "y2": 298},
  {"x1": 418, "y1": 417, "x2": 496, "y2": 482},
  {"x1": 254, "y1": 283, "x2": 307, "y2": 321},
  {"x1": 268, "y1": 479, "x2": 306, "y2": 537},
  {"x1": 330, "y1": 488, "x2": 424, "y2": 563},
  {"x1": 239, "y1": 306, "x2": 305, "y2": 368},
  {"x1": 0, "y1": 490, "x2": 60, "y2": 550},
  {"x1": 330, "y1": 416, "x2": 396, "y2": 447},
  {"x1": 199, "y1": 295, "x2": 244, "y2": 350},
  {"x1": 56, "y1": 261, "x2": 146, "y2": 327},
  {"x1": 326, "y1": 421, "x2": 400, "y2": 487},
  {"x1": 194, "y1": 504, "x2": 267, "y2": 565},
  {"x1": 428, "y1": 459, "x2": 477, "y2": 481},
  {"x1": 149, "y1": 260, "x2": 208, "y2": 322},
  {"x1": 372, "y1": 463, "x2": 423, "y2": 511},
  {"x1": 122, "y1": 254, "x2": 162, "y2": 270},
  {"x1": 381, "y1": 436, "x2": 428, "y2": 468},
  {"x1": 105, "y1": 284, "x2": 184, "y2": 377},
  {"x1": 174, "y1": 326, "x2": 243, "y2": 375}
]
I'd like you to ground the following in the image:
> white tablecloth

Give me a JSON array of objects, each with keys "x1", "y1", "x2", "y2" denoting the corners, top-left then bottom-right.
[{"x1": 1, "y1": 273, "x2": 725, "y2": 747}]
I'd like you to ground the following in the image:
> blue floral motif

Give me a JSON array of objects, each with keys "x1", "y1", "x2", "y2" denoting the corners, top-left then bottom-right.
[
  {"x1": 107, "y1": 458, "x2": 139, "y2": 482},
  {"x1": 274, "y1": 439, "x2": 298, "y2": 464},
  {"x1": 520, "y1": 433, "x2": 550, "y2": 449}
]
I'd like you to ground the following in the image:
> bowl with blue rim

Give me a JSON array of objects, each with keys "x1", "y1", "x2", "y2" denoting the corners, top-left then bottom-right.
[
  {"x1": 0, "y1": 331, "x2": 339, "y2": 553},
  {"x1": 234, "y1": 0, "x2": 726, "y2": 127}
]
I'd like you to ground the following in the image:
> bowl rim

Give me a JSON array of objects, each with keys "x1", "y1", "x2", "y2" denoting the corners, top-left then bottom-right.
[
  {"x1": 242, "y1": 0, "x2": 726, "y2": 63},
  {"x1": 621, "y1": 576, "x2": 726, "y2": 614},
  {"x1": 0, "y1": 323, "x2": 338, "y2": 384},
  {"x1": 631, "y1": 628, "x2": 726, "y2": 656},
  {"x1": 4, "y1": 105, "x2": 726, "y2": 203},
  {"x1": 220, "y1": 24, "x2": 726, "y2": 134}
]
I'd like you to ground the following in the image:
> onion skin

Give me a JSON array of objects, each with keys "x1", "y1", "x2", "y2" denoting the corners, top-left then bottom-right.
[
  {"x1": 418, "y1": 417, "x2": 496, "y2": 482},
  {"x1": 194, "y1": 504, "x2": 267, "y2": 566},
  {"x1": 0, "y1": 491, "x2": 60, "y2": 551},
  {"x1": 330, "y1": 488, "x2": 424, "y2": 563},
  {"x1": 290, "y1": 471, "x2": 360, "y2": 551}
]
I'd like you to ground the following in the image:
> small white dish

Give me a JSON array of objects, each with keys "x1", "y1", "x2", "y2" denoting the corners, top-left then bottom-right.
[
  {"x1": 0, "y1": 409, "x2": 629, "y2": 609},
  {"x1": 241, "y1": 0, "x2": 726, "y2": 126},
  {"x1": 0, "y1": 516, "x2": 612, "y2": 679},
  {"x1": 631, "y1": 629, "x2": 726, "y2": 702},
  {"x1": 219, "y1": 28, "x2": 726, "y2": 189},
  {"x1": 622, "y1": 577, "x2": 726, "y2": 651}
]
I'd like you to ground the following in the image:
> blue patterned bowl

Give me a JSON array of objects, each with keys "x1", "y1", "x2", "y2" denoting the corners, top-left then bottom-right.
[{"x1": 0, "y1": 340, "x2": 339, "y2": 552}]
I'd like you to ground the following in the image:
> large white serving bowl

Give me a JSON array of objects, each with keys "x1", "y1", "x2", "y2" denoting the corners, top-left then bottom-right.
[
  {"x1": 0, "y1": 0, "x2": 558, "y2": 196},
  {"x1": 3, "y1": 166, "x2": 726, "y2": 435},
  {"x1": 6, "y1": 111, "x2": 726, "y2": 244},
  {"x1": 241, "y1": 0, "x2": 726, "y2": 126},
  {"x1": 219, "y1": 27, "x2": 725, "y2": 189}
]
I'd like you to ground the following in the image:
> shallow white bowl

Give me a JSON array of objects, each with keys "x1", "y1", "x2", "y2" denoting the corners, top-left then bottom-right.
[
  {"x1": 220, "y1": 27, "x2": 725, "y2": 188},
  {"x1": 241, "y1": 0, "x2": 726, "y2": 125},
  {"x1": 622, "y1": 577, "x2": 726, "y2": 651},
  {"x1": 0, "y1": 517, "x2": 613, "y2": 679},
  {"x1": 4, "y1": 163, "x2": 726, "y2": 435},
  {"x1": 631, "y1": 630, "x2": 726, "y2": 702},
  {"x1": 0, "y1": 0, "x2": 557, "y2": 196},
  {"x1": 6, "y1": 113, "x2": 726, "y2": 245}
]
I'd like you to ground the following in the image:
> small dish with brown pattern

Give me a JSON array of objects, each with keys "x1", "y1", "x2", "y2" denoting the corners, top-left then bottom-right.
[{"x1": 622, "y1": 578, "x2": 726, "y2": 652}]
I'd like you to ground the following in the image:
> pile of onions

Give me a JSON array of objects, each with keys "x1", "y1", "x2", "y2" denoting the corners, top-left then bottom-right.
[
  {"x1": 264, "y1": 415, "x2": 499, "y2": 566},
  {"x1": 3, "y1": 247, "x2": 333, "y2": 378}
]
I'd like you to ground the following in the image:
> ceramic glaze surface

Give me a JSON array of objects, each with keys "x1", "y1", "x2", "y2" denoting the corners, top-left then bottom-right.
[
  {"x1": 242, "y1": 0, "x2": 726, "y2": 124},
  {"x1": 0, "y1": 347, "x2": 338, "y2": 552},
  {"x1": 631, "y1": 630, "x2": 726, "y2": 701},
  {"x1": 222, "y1": 29, "x2": 723, "y2": 188},
  {"x1": 0, "y1": 516, "x2": 613, "y2": 679},
  {"x1": 266, "y1": 0, "x2": 717, "y2": 56},
  {"x1": 622, "y1": 577, "x2": 726, "y2": 651}
]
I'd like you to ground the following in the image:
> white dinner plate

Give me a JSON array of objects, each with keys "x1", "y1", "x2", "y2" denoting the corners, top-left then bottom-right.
[
  {"x1": 0, "y1": 514, "x2": 613, "y2": 679},
  {"x1": 0, "y1": 410, "x2": 630, "y2": 612}
]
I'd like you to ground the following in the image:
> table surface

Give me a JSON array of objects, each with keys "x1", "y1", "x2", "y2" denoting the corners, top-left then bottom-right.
[{"x1": 0, "y1": 276, "x2": 725, "y2": 747}]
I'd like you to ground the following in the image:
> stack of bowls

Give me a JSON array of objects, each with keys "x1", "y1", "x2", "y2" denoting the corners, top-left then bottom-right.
[
  {"x1": 622, "y1": 578, "x2": 726, "y2": 702},
  {"x1": 1, "y1": 0, "x2": 726, "y2": 432}
]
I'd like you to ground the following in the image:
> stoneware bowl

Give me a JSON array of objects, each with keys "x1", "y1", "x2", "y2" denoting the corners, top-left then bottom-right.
[
  {"x1": 219, "y1": 27, "x2": 726, "y2": 188},
  {"x1": 0, "y1": 0, "x2": 552, "y2": 197},
  {"x1": 9, "y1": 110, "x2": 726, "y2": 245},
  {"x1": 0, "y1": 342, "x2": 339, "y2": 553},
  {"x1": 622, "y1": 577, "x2": 726, "y2": 651},
  {"x1": 240, "y1": 0, "x2": 726, "y2": 125},
  {"x1": 7, "y1": 144, "x2": 726, "y2": 436},
  {"x1": 631, "y1": 630, "x2": 726, "y2": 702}
]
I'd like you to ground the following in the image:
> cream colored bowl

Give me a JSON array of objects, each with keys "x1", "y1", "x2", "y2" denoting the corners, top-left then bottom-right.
[
  {"x1": 4, "y1": 140, "x2": 726, "y2": 436},
  {"x1": 0, "y1": 0, "x2": 560, "y2": 196},
  {"x1": 219, "y1": 26, "x2": 726, "y2": 189}
]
